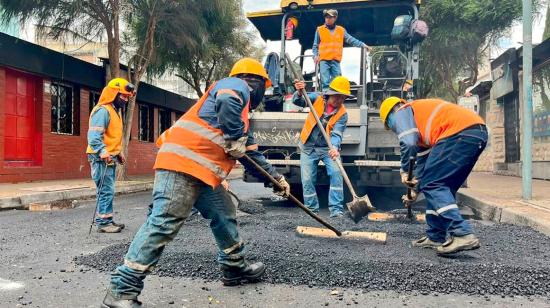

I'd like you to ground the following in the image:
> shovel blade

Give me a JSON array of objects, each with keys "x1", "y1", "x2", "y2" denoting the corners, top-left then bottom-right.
[{"x1": 346, "y1": 196, "x2": 376, "y2": 223}]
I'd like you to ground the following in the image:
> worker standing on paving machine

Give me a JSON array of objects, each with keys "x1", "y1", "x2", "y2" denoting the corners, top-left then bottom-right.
[
  {"x1": 380, "y1": 97, "x2": 488, "y2": 255},
  {"x1": 293, "y1": 76, "x2": 351, "y2": 218},
  {"x1": 101, "y1": 58, "x2": 291, "y2": 307},
  {"x1": 86, "y1": 78, "x2": 135, "y2": 233},
  {"x1": 313, "y1": 9, "x2": 372, "y2": 91}
]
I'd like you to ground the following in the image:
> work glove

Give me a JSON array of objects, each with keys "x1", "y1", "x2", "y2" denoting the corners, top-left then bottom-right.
[
  {"x1": 400, "y1": 171, "x2": 418, "y2": 189},
  {"x1": 402, "y1": 190, "x2": 418, "y2": 204},
  {"x1": 273, "y1": 175, "x2": 291, "y2": 197},
  {"x1": 224, "y1": 136, "x2": 248, "y2": 159}
]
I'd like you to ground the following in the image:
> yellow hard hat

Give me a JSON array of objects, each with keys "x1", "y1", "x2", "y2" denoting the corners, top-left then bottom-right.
[
  {"x1": 326, "y1": 76, "x2": 351, "y2": 96},
  {"x1": 288, "y1": 16, "x2": 299, "y2": 27},
  {"x1": 229, "y1": 58, "x2": 272, "y2": 88},
  {"x1": 107, "y1": 78, "x2": 136, "y2": 96},
  {"x1": 380, "y1": 96, "x2": 405, "y2": 129}
]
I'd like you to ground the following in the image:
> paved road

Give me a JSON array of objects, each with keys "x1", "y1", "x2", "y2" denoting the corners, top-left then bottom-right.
[{"x1": 0, "y1": 180, "x2": 549, "y2": 307}]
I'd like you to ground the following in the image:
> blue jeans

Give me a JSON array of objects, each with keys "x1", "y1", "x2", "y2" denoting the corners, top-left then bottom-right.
[
  {"x1": 89, "y1": 156, "x2": 116, "y2": 226},
  {"x1": 109, "y1": 169, "x2": 245, "y2": 299},
  {"x1": 418, "y1": 126, "x2": 488, "y2": 243},
  {"x1": 300, "y1": 148, "x2": 344, "y2": 216},
  {"x1": 319, "y1": 60, "x2": 341, "y2": 91}
]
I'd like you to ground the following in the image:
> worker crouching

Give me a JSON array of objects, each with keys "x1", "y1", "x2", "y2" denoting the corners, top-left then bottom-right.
[{"x1": 380, "y1": 97, "x2": 488, "y2": 255}]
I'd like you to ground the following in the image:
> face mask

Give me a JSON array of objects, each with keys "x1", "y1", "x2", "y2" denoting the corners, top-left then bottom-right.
[
  {"x1": 243, "y1": 77, "x2": 266, "y2": 110},
  {"x1": 386, "y1": 112, "x2": 396, "y2": 130},
  {"x1": 113, "y1": 93, "x2": 127, "y2": 110}
]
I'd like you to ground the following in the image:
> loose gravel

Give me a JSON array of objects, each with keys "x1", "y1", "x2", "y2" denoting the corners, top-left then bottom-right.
[{"x1": 77, "y1": 199, "x2": 550, "y2": 297}]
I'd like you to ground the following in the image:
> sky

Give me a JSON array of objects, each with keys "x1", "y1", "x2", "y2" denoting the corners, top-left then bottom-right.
[{"x1": 242, "y1": 0, "x2": 549, "y2": 84}]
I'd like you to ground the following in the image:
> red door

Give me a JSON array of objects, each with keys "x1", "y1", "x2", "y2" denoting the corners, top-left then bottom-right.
[{"x1": 4, "y1": 70, "x2": 38, "y2": 163}]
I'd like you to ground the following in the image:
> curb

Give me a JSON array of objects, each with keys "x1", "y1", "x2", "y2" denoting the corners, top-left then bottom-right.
[
  {"x1": 0, "y1": 182, "x2": 153, "y2": 211},
  {"x1": 457, "y1": 190, "x2": 550, "y2": 237}
]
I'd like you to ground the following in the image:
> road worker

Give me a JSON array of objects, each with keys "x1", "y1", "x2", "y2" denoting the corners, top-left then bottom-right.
[
  {"x1": 293, "y1": 76, "x2": 351, "y2": 218},
  {"x1": 313, "y1": 9, "x2": 372, "y2": 91},
  {"x1": 380, "y1": 96, "x2": 487, "y2": 255},
  {"x1": 101, "y1": 58, "x2": 290, "y2": 307},
  {"x1": 86, "y1": 78, "x2": 135, "y2": 233}
]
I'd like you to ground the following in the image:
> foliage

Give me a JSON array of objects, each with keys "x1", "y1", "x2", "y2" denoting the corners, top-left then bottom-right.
[
  {"x1": 145, "y1": 0, "x2": 263, "y2": 97},
  {"x1": 417, "y1": 0, "x2": 532, "y2": 101}
]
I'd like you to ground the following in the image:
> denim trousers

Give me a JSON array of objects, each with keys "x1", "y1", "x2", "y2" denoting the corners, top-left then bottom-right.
[
  {"x1": 418, "y1": 126, "x2": 488, "y2": 243},
  {"x1": 109, "y1": 169, "x2": 244, "y2": 299},
  {"x1": 300, "y1": 148, "x2": 344, "y2": 216},
  {"x1": 319, "y1": 60, "x2": 342, "y2": 91},
  {"x1": 89, "y1": 156, "x2": 116, "y2": 226}
]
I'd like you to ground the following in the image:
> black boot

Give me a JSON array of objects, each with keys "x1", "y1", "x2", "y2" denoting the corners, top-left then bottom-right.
[
  {"x1": 220, "y1": 261, "x2": 266, "y2": 286},
  {"x1": 101, "y1": 291, "x2": 142, "y2": 308}
]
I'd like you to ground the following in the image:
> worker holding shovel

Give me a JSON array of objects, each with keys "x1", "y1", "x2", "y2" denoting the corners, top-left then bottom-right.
[
  {"x1": 86, "y1": 78, "x2": 135, "y2": 233},
  {"x1": 101, "y1": 58, "x2": 290, "y2": 307},
  {"x1": 380, "y1": 96, "x2": 487, "y2": 255},
  {"x1": 293, "y1": 76, "x2": 350, "y2": 218}
]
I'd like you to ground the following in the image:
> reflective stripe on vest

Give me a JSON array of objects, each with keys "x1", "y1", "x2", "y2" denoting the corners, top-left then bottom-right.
[
  {"x1": 86, "y1": 104, "x2": 123, "y2": 155},
  {"x1": 300, "y1": 96, "x2": 347, "y2": 144},
  {"x1": 318, "y1": 25, "x2": 345, "y2": 62},
  {"x1": 154, "y1": 83, "x2": 250, "y2": 187},
  {"x1": 399, "y1": 99, "x2": 485, "y2": 147}
]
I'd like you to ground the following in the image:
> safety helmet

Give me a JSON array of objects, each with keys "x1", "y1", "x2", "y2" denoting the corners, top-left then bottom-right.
[
  {"x1": 229, "y1": 58, "x2": 272, "y2": 88},
  {"x1": 288, "y1": 16, "x2": 299, "y2": 27},
  {"x1": 323, "y1": 9, "x2": 338, "y2": 17},
  {"x1": 380, "y1": 96, "x2": 405, "y2": 129},
  {"x1": 325, "y1": 76, "x2": 352, "y2": 96},
  {"x1": 107, "y1": 78, "x2": 136, "y2": 96}
]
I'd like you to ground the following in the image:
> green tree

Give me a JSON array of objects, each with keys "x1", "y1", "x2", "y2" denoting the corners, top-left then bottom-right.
[
  {"x1": 146, "y1": 0, "x2": 263, "y2": 97},
  {"x1": 418, "y1": 0, "x2": 533, "y2": 101}
]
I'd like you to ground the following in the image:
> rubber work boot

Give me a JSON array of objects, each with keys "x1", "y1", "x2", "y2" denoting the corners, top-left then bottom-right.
[
  {"x1": 221, "y1": 261, "x2": 266, "y2": 286},
  {"x1": 411, "y1": 236, "x2": 443, "y2": 249},
  {"x1": 97, "y1": 224, "x2": 122, "y2": 233},
  {"x1": 101, "y1": 291, "x2": 142, "y2": 308},
  {"x1": 436, "y1": 234, "x2": 480, "y2": 255},
  {"x1": 111, "y1": 221, "x2": 125, "y2": 229}
]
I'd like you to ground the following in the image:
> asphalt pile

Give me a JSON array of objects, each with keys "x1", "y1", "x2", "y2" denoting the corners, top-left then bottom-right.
[{"x1": 77, "y1": 200, "x2": 550, "y2": 297}]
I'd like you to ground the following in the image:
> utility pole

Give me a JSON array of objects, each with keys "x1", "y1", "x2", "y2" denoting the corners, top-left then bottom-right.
[{"x1": 522, "y1": 0, "x2": 533, "y2": 200}]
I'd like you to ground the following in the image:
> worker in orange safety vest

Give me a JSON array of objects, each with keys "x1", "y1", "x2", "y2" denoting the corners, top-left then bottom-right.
[
  {"x1": 313, "y1": 9, "x2": 372, "y2": 91},
  {"x1": 101, "y1": 58, "x2": 291, "y2": 307},
  {"x1": 380, "y1": 96, "x2": 487, "y2": 255},
  {"x1": 86, "y1": 77, "x2": 135, "y2": 233}
]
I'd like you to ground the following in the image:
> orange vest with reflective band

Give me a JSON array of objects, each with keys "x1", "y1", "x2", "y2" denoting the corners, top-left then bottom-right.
[
  {"x1": 401, "y1": 99, "x2": 485, "y2": 147},
  {"x1": 154, "y1": 83, "x2": 250, "y2": 187},
  {"x1": 318, "y1": 25, "x2": 345, "y2": 62},
  {"x1": 86, "y1": 104, "x2": 123, "y2": 155},
  {"x1": 300, "y1": 96, "x2": 347, "y2": 144}
]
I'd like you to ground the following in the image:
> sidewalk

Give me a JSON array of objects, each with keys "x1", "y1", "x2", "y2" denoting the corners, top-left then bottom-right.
[
  {"x1": 458, "y1": 172, "x2": 550, "y2": 236},
  {"x1": 0, "y1": 167, "x2": 244, "y2": 210}
]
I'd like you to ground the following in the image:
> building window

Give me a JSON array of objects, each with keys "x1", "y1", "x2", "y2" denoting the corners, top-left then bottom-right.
[
  {"x1": 51, "y1": 82, "x2": 79, "y2": 135},
  {"x1": 158, "y1": 108, "x2": 171, "y2": 134},
  {"x1": 138, "y1": 104, "x2": 154, "y2": 142},
  {"x1": 89, "y1": 90, "x2": 101, "y2": 114}
]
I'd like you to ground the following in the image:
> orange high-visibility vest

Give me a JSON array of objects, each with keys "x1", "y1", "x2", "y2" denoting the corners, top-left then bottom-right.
[
  {"x1": 154, "y1": 83, "x2": 250, "y2": 187},
  {"x1": 300, "y1": 96, "x2": 347, "y2": 144},
  {"x1": 318, "y1": 25, "x2": 345, "y2": 62},
  {"x1": 86, "y1": 104, "x2": 123, "y2": 155},
  {"x1": 400, "y1": 99, "x2": 485, "y2": 147}
]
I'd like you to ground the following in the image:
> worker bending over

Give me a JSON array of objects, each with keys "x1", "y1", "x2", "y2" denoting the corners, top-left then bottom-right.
[
  {"x1": 380, "y1": 97, "x2": 487, "y2": 255},
  {"x1": 101, "y1": 58, "x2": 290, "y2": 307}
]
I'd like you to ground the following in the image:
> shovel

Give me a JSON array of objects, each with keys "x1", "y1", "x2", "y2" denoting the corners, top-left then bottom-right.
[{"x1": 284, "y1": 54, "x2": 375, "y2": 223}]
